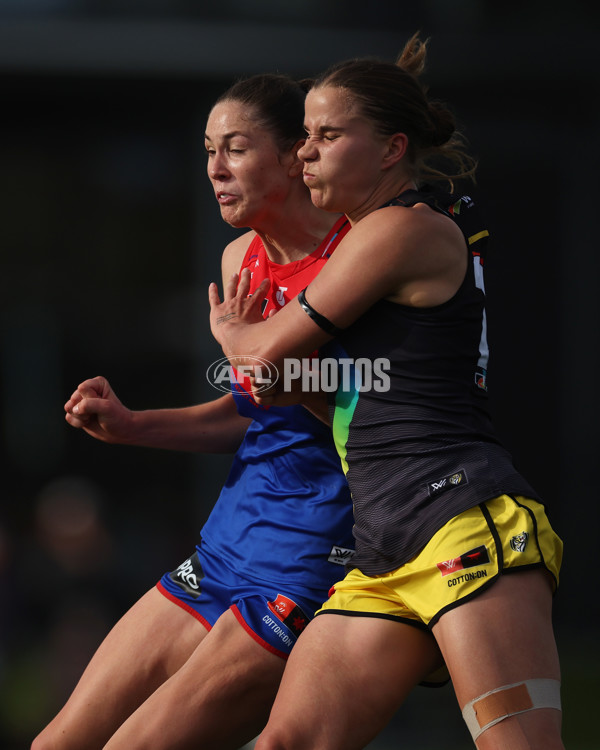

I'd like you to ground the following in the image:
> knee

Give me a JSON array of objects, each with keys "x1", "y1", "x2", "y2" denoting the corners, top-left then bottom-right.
[{"x1": 255, "y1": 728, "x2": 292, "y2": 750}]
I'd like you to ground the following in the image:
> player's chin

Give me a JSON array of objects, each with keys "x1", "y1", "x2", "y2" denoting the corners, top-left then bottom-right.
[
  {"x1": 307, "y1": 187, "x2": 329, "y2": 211},
  {"x1": 218, "y1": 206, "x2": 243, "y2": 228}
]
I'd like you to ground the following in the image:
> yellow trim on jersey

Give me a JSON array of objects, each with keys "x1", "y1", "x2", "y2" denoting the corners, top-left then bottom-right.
[{"x1": 468, "y1": 229, "x2": 490, "y2": 245}]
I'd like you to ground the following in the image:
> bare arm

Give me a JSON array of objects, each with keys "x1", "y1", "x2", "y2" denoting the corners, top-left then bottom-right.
[
  {"x1": 209, "y1": 206, "x2": 466, "y2": 369},
  {"x1": 65, "y1": 233, "x2": 257, "y2": 454},
  {"x1": 65, "y1": 375, "x2": 250, "y2": 454}
]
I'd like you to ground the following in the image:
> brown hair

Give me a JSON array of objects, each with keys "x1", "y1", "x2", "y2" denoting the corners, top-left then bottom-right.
[
  {"x1": 313, "y1": 34, "x2": 476, "y2": 188},
  {"x1": 214, "y1": 73, "x2": 310, "y2": 154}
]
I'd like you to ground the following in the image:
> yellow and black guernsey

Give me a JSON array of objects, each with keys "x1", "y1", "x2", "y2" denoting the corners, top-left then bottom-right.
[{"x1": 324, "y1": 187, "x2": 540, "y2": 576}]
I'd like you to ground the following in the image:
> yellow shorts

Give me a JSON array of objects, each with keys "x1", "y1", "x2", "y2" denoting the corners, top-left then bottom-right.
[{"x1": 318, "y1": 495, "x2": 563, "y2": 630}]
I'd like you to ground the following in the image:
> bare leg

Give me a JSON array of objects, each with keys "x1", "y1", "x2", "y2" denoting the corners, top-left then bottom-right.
[
  {"x1": 31, "y1": 587, "x2": 207, "y2": 750},
  {"x1": 102, "y1": 608, "x2": 285, "y2": 750},
  {"x1": 433, "y1": 569, "x2": 564, "y2": 750},
  {"x1": 256, "y1": 614, "x2": 443, "y2": 750}
]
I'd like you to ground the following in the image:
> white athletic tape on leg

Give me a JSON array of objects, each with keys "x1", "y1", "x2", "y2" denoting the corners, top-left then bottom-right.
[{"x1": 462, "y1": 678, "x2": 561, "y2": 741}]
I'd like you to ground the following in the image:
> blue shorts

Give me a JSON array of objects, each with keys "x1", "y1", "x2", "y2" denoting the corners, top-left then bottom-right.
[{"x1": 157, "y1": 544, "x2": 319, "y2": 659}]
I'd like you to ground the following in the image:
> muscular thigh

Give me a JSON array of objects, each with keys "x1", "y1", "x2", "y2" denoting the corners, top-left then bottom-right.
[
  {"x1": 433, "y1": 569, "x2": 562, "y2": 748},
  {"x1": 104, "y1": 608, "x2": 287, "y2": 750},
  {"x1": 433, "y1": 569, "x2": 560, "y2": 704},
  {"x1": 91, "y1": 586, "x2": 209, "y2": 690},
  {"x1": 33, "y1": 587, "x2": 208, "y2": 750},
  {"x1": 258, "y1": 613, "x2": 443, "y2": 750}
]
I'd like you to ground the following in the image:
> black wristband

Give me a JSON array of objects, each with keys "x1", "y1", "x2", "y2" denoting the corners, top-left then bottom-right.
[{"x1": 297, "y1": 288, "x2": 344, "y2": 337}]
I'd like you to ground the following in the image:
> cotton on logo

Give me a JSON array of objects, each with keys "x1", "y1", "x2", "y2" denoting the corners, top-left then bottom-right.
[{"x1": 176, "y1": 559, "x2": 199, "y2": 590}]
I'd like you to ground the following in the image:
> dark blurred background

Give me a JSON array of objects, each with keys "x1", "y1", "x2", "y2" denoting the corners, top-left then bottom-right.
[{"x1": 1, "y1": 1, "x2": 598, "y2": 748}]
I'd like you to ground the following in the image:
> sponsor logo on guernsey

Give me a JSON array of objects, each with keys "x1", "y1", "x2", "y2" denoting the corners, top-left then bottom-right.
[
  {"x1": 275, "y1": 286, "x2": 288, "y2": 307},
  {"x1": 510, "y1": 531, "x2": 529, "y2": 552},
  {"x1": 328, "y1": 545, "x2": 355, "y2": 566},
  {"x1": 449, "y1": 196, "x2": 474, "y2": 216},
  {"x1": 169, "y1": 554, "x2": 205, "y2": 599},
  {"x1": 267, "y1": 594, "x2": 309, "y2": 639},
  {"x1": 426, "y1": 469, "x2": 468, "y2": 498},
  {"x1": 475, "y1": 367, "x2": 488, "y2": 391},
  {"x1": 437, "y1": 545, "x2": 491, "y2": 580}
]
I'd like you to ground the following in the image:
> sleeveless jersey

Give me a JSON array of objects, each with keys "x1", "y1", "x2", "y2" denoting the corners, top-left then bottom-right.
[
  {"x1": 325, "y1": 189, "x2": 540, "y2": 575},
  {"x1": 200, "y1": 216, "x2": 355, "y2": 591}
]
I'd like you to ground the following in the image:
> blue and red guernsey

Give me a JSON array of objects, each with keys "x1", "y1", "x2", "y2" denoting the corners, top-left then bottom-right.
[{"x1": 200, "y1": 216, "x2": 355, "y2": 592}]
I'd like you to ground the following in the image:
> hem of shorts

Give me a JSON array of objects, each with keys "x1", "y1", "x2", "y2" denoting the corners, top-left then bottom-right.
[
  {"x1": 230, "y1": 603, "x2": 289, "y2": 661},
  {"x1": 501, "y1": 560, "x2": 558, "y2": 592},
  {"x1": 508, "y1": 496, "x2": 560, "y2": 592},
  {"x1": 155, "y1": 581, "x2": 212, "y2": 632},
  {"x1": 427, "y1": 572, "x2": 500, "y2": 630},
  {"x1": 314, "y1": 610, "x2": 450, "y2": 687},
  {"x1": 315, "y1": 608, "x2": 428, "y2": 632},
  {"x1": 427, "y1": 562, "x2": 552, "y2": 630}
]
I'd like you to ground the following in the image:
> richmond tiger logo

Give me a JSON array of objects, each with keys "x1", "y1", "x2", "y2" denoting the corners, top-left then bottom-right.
[{"x1": 510, "y1": 531, "x2": 529, "y2": 553}]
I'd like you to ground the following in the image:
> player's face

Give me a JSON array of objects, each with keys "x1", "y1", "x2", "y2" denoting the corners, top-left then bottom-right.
[
  {"x1": 299, "y1": 86, "x2": 389, "y2": 221},
  {"x1": 205, "y1": 101, "x2": 292, "y2": 229}
]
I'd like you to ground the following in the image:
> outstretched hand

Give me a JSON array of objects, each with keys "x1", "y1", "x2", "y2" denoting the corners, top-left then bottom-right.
[
  {"x1": 208, "y1": 268, "x2": 270, "y2": 356},
  {"x1": 64, "y1": 375, "x2": 134, "y2": 444}
]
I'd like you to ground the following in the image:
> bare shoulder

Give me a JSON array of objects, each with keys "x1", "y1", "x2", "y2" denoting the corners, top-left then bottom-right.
[
  {"x1": 359, "y1": 203, "x2": 463, "y2": 249},
  {"x1": 343, "y1": 203, "x2": 467, "y2": 306},
  {"x1": 221, "y1": 230, "x2": 257, "y2": 279},
  {"x1": 334, "y1": 205, "x2": 462, "y2": 278}
]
